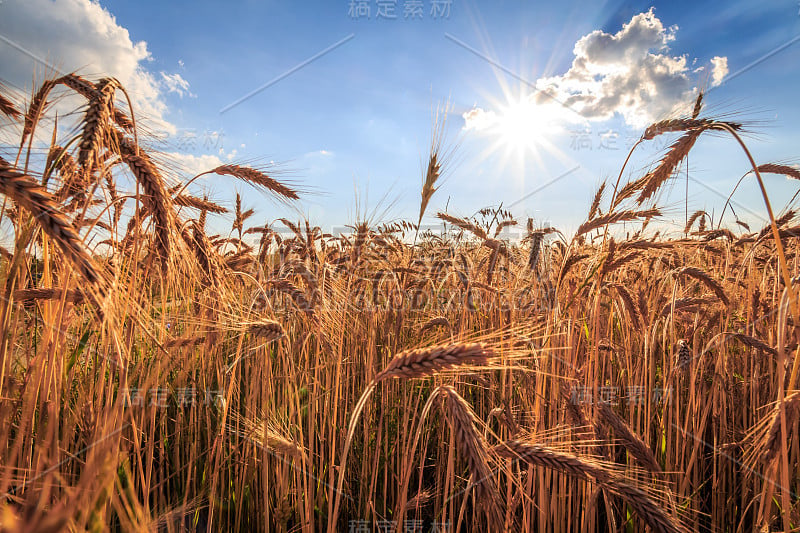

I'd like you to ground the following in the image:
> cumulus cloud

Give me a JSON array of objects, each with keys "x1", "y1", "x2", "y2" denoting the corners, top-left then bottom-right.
[
  {"x1": 709, "y1": 56, "x2": 728, "y2": 87},
  {"x1": 164, "y1": 152, "x2": 225, "y2": 176},
  {"x1": 0, "y1": 0, "x2": 188, "y2": 133},
  {"x1": 464, "y1": 8, "x2": 728, "y2": 131},
  {"x1": 536, "y1": 8, "x2": 691, "y2": 126},
  {"x1": 462, "y1": 108, "x2": 499, "y2": 131}
]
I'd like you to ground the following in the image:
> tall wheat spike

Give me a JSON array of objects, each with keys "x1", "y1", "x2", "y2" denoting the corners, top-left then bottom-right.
[
  {"x1": 596, "y1": 401, "x2": 662, "y2": 473},
  {"x1": 0, "y1": 157, "x2": 103, "y2": 290},
  {"x1": 637, "y1": 130, "x2": 703, "y2": 204},
  {"x1": 374, "y1": 343, "x2": 492, "y2": 382},
  {"x1": 0, "y1": 84, "x2": 21, "y2": 120},
  {"x1": 78, "y1": 78, "x2": 118, "y2": 171},
  {"x1": 575, "y1": 208, "x2": 660, "y2": 237},
  {"x1": 440, "y1": 386, "x2": 503, "y2": 524},
  {"x1": 198, "y1": 164, "x2": 299, "y2": 200},
  {"x1": 113, "y1": 132, "x2": 175, "y2": 264},
  {"x1": 330, "y1": 343, "x2": 495, "y2": 531},
  {"x1": 495, "y1": 440, "x2": 682, "y2": 533}
]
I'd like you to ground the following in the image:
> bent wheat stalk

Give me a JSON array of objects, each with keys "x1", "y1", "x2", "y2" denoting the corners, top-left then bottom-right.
[
  {"x1": 192, "y1": 164, "x2": 299, "y2": 201},
  {"x1": 441, "y1": 386, "x2": 503, "y2": 523},
  {"x1": 494, "y1": 440, "x2": 682, "y2": 533},
  {"x1": 0, "y1": 88, "x2": 21, "y2": 120},
  {"x1": 328, "y1": 343, "x2": 494, "y2": 532},
  {"x1": 596, "y1": 401, "x2": 662, "y2": 473},
  {"x1": 715, "y1": 123, "x2": 800, "y2": 389},
  {"x1": 0, "y1": 158, "x2": 103, "y2": 290},
  {"x1": 759, "y1": 392, "x2": 800, "y2": 465}
]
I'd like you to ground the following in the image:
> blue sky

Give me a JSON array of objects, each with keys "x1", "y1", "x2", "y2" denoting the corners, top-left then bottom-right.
[{"x1": 1, "y1": 0, "x2": 799, "y2": 236}]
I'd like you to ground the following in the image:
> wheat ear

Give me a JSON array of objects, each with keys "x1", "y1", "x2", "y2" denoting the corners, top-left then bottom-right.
[
  {"x1": 330, "y1": 343, "x2": 495, "y2": 531},
  {"x1": 596, "y1": 401, "x2": 662, "y2": 473},
  {"x1": 0, "y1": 158, "x2": 103, "y2": 290},
  {"x1": 495, "y1": 440, "x2": 682, "y2": 533}
]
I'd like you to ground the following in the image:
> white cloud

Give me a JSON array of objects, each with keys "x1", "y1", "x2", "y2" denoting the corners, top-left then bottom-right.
[
  {"x1": 159, "y1": 72, "x2": 194, "y2": 98},
  {"x1": 710, "y1": 56, "x2": 728, "y2": 87},
  {"x1": 304, "y1": 149, "x2": 334, "y2": 158},
  {"x1": 0, "y1": 0, "x2": 189, "y2": 133},
  {"x1": 535, "y1": 8, "x2": 692, "y2": 127},
  {"x1": 164, "y1": 152, "x2": 224, "y2": 176},
  {"x1": 462, "y1": 108, "x2": 499, "y2": 131},
  {"x1": 464, "y1": 8, "x2": 726, "y2": 131}
]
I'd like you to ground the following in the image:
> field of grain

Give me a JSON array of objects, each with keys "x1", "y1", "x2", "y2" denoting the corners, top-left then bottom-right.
[{"x1": 0, "y1": 76, "x2": 799, "y2": 532}]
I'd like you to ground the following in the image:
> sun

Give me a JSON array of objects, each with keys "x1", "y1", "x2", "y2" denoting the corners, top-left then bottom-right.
[
  {"x1": 494, "y1": 97, "x2": 548, "y2": 153},
  {"x1": 464, "y1": 85, "x2": 578, "y2": 189},
  {"x1": 471, "y1": 94, "x2": 569, "y2": 178}
]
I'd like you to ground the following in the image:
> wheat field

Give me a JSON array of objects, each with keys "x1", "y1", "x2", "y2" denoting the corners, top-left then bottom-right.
[{"x1": 0, "y1": 76, "x2": 798, "y2": 532}]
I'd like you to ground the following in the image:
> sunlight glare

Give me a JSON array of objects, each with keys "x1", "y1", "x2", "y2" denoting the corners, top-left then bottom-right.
[{"x1": 496, "y1": 98, "x2": 547, "y2": 153}]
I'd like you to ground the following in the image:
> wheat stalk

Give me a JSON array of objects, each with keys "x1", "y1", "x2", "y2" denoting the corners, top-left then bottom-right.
[
  {"x1": 419, "y1": 147, "x2": 441, "y2": 226},
  {"x1": 59, "y1": 73, "x2": 134, "y2": 131},
  {"x1": 14, "y1": 287, "x2": 86, "y2": 305},
  {"x1": 330, "y1": 342, "x2": 496, "y2": 531},
  {"x1": 759, "y1": 392, "x2": 800, "y2": 465},
  {"x1": 605, "y1": 282, "x2": 642, "y2": 330},
  {"x1": 684, "y1": 210, "x2": 707, "y2": 233},
  {"x1": 403, "y1": 489, "x2": 434, "y2": 511},
  {"x1": 659, "y1": 296, "x2": 716, "y2": 317},
  {"x1": 78, "y1": 78, "x2": 118, "y2": 171},
  {"x1": 440, "y1": 386, "x2": 503, "y2": 523},
  {"x1": 174, "y1": 193, "x2": 228, "y2": 214},
  {"x1": 374, "y1": 342, "x2": 492, "y2": 382},
  {"x1": 588, "y1": 182, "x2": 606, "y2": 220},
  {"x1": 724, "y1": 332, "x2": 777, "y2": 357},
  {"x1": 637, "y1": 130, "x2": 703, "y2": 204},
  {"x1": 756, "y1": 163, "x2": 800, "y2": 181},
  {"x1": 246, "y1": 319, "x2": 284, "y2": 341},
  {"x1": 267, "y1": 278, "x2": 314, "y2": 317},
  {"x1": 113, "y1": 132, "x2": 174, "y2": 264},
  {"x1": 437, "y1": 212, "x2": 488, "y2": 240},
  {"x1": 675, "y1": 340, "x2": 693, "y2": 370},
  {"x1": 164, "y1": 336, "x2": 206, "y2": 349},
  {"x1": 575, "y1": 208, "x2": 660, "y2": 237},
  {"x1": 642, "y1": 118, "x2": 738, "y2": 140},
  {"x1": 675, "y1": 266, "x2": 730, "y2": 306},
  {"x1": 691, "y1": 91, "x2": 704, "y2": 119},
  {"x1": 419, "y1": 316, "x2": 452, "y2": 334},
  {"x1": 22, "y1": 78, "x2": 57, "y2": 145},
  {"x1": 0, "y1": 158, "x2": 103, "y2": 290},
  {"x1": 229, "y1": 412, "x2": 305, "y2": 460},
  {"x1": 0, "y1": 85, "x2": 21, "y2": 120},
  {"x1": 494, "y1": 440, "x2": 681, "y2": 533},
  {"x1": 200, "y1": 164, "x2": 299, "y2": 200},
  {"x1": 596, "y1": 401, "x2": 662, "y2": 473}
]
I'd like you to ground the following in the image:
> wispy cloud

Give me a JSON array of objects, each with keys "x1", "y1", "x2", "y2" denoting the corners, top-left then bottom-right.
[{"x1": 160, "y1": 72, "x2": 194, "y2": 98}]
